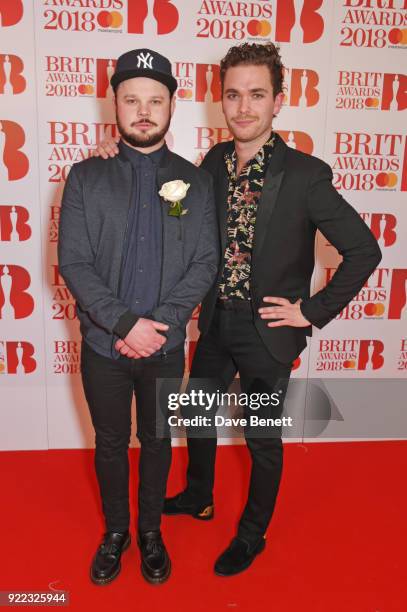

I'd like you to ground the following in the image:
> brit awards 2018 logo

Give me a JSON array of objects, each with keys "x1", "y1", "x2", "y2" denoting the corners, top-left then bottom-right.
[
  {"x1": 42, "y1": 0, "x2": 124, "y2": 33},
  {"x1": 283, "y1": 67, "x2": 320, "y2": 107},
  {"x1": 51, "y1": 265, "x2": 76, "y2": 322},
  {"x1": 0, "y1": 265, "x2": 34, "y2": 320},
  {"x1": 316, "y1": 339, "x2": 384, "y2": 371},
  {"x1": 42, "y1": 0, "x2": 181, "y2": 34},
  {"x1": 0, "y1": 55, "x2": 26, "y2": 95},
  {"x1": 45, "y1": 56, "x2": 118, "y2": 98},
  {"x1": 339, "y1": 0, "x2": 407, "y2": 49},
  {"x1": 0, "y1": 341, "x2": 36, "y2": 375},
  {"x1": 0, "y1": 120, "x2": 29, "y2": 181},
  {"x1": 0, "y1": 206, "x2": 31, "y2": 242},
  {"x1": 332, "y1": 132, "x2": 407, "y2": 191},
  {"x1": 336, "y1": 71, "x2": 407, "y2": 110},
  {"x1": 359, "y1": 212, "x2": 397, "y2": 248},
  {"x1": 0, "y1": 0, "x2": 24, "y2": 27},
  {"x1": 53, "y1": 340, "x2": 80, "y2": 375},
  {"x1": 322, "y1": 267, "x2": 407, "y2": 320},
  {"x1": 175, "y1": 62, "x2": 222, "y2": 103},
  {"x1": 195, "y1": 0, "x2": 272, "y2": 40},
  {"x1": 45, "y1": 56, "x2": 95, "y2": 98},
  {"x1": 275, "y1": 0, "x2": 325, "y2": 43},
  {"x1": 47, "y1": 121, "x2": 117, "y2": 182}
]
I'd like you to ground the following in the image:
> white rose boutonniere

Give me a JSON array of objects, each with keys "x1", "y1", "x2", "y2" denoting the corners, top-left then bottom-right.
[{"x1": 159, "y1": 180, "x2": 190, "y2": 217}]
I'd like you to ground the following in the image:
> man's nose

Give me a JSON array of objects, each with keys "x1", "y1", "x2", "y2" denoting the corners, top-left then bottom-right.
[
  {"x1": 238, "y1": 95, "x2": 250, "y2": 115},
  {"x1": 137, "y1": 103, "x2": 150, "y2": 116}
]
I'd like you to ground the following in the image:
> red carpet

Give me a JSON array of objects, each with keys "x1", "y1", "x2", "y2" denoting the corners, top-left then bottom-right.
[{"x1": 0, "y1": 442, "x2": 405, "y2": 611}]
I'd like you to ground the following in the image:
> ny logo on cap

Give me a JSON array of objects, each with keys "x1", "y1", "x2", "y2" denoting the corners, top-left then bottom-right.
[{"x1": 137, "y1": 52, "x2": 153, "y2": 69}]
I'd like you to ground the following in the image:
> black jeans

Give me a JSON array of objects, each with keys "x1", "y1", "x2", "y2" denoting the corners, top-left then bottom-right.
[
  {"x1": 185, "y1": 302, "x2": 292, "y2": 548},
  {"x1": 80, "y1": 341, "x2": 185, "y2": 534}
]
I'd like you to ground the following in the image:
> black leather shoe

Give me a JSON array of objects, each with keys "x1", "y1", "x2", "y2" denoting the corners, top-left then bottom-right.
[
  {"x1": 163, "y1": 490, "x2": 214, "y2": 520},
  {"x1": 214, "y1": 536, "x2": 266, "y2": 577},
  {"x1": 138, "y1": 530, "x2": 171, "y2": 584},
  {"x1": 90, "y1": 531, "x2": 131, "y2": 585}
]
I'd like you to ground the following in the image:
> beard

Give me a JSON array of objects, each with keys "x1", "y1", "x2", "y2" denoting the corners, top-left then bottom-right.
[{"x1": 116, "y1": 113, "x2": 171, "y2": 149}]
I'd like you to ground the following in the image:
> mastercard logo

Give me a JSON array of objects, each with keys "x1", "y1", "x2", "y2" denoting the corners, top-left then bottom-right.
[
  {"x1": 177, "y1": 89, "x2": 193, "y2": 99},
  {"x1": 364, "y1": 303, "x2": 385, "y2": 317},
  {"x1": 388, "y1": 28, "x2": 407, "y2": 45},
  {"x1": 97, "y1": 11, "x2": 123, "y2": 29},
  {"x1": 365, "y1": 98, "x2": 379, "y2": 108},
  {"x1": 376, "y1": 172, "x2": 397, "y2": 188},
  {"x1": 343, "y1": 360, "x2": 356, "y2": 369},
  {"x1": 247, "y1": 20, "x2": 271, "y2": 37},
  {"x1": 78, "y1": 84, "x2": 94, "y2": 95}
]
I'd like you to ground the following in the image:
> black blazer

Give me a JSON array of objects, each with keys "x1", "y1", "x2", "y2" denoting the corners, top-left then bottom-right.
[
  {"x1": 198, "y1": 133, "x2": 382, "y2": 364},
  {"x1": 58, "y1": 147, "x2": 219, "y2": 356}
]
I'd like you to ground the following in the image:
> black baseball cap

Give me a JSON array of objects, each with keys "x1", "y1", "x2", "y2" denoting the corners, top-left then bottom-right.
[{"x1": 111, "y1": 48, "x2": 177, "y2": 95}]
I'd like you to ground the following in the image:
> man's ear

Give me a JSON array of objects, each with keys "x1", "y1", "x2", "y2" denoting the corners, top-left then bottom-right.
[
  {"x1": 170, "y1": 93, "x2": 176, "y2": 117},
  {"x1": 273, "y1": 92, "x2": 285, "y2": 116}
]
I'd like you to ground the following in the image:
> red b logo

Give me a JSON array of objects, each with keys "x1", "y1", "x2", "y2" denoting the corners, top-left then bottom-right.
[
  {"x1": 358, "y1": 340, "x2": 384, "y2": 370},
  {"x1": 0, "y1": 264, "x2": 34, "y2": 319},
  {"x1": 0, "y1": 120, "x2": 29, "y2": 181},
  {"x1": 0, "y1": 0, "x2": 24, "y2": 27},
  {"x1": 195, "y1": 64, "x2": 221, "y2": 103},
  {"x1": 128, "y1": 0, "x2": 179, "y2": 35},
  {"x1": 0, "y1": 205, "x2": 31, "y2": 241},
  {"x1": 286, "y1": 68, "x2": 320, "y2": 107},
  {"x1": 0, "y1": 54, "x2": 26, "y2": 95},
  {"x1": 276, "y1": 0, "x2": 324, "y2": 44},
  {"x1": 0, "y1": 340, "x2": 36, "y2": 375},
  {"x1": 96, "y1": 58, "x2": 117, "y2": 98},
  {"x1": 381, "y1": 73, "x2": 407, "y2": 111},
  {"x1": 278, "y1": 130, "x2": 314, "y2": 154},
  {"x1": 388, "y1": 269, "x2": 407, "y2": 320}
]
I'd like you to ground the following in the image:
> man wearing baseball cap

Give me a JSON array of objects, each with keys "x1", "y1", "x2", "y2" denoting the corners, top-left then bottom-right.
[{"x1": 58, "y1": 49, "x2": 218, "y2": 585}]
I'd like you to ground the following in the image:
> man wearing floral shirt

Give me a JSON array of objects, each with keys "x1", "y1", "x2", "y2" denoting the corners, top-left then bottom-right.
[{"x1": 96, "y1": 43, "x2": 381, "y2": 577}]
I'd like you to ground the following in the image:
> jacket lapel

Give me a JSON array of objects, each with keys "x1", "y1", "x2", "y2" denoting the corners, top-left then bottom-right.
[
  {"x1": 157, "y1": 153, "x2": 185, "y2": 300},
  {"x1": 215, "y1": 140, "x2": 233, "y2": 256},
  {"x1": 252, "y1": 134, "x2": 287, "y2": 260}
]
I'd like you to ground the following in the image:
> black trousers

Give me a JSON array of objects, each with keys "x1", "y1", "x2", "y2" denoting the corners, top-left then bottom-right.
[
  {"x1": 80, "y1": 341, "x2": 185, "y2": 534},
  {"x1": 185, "y1": 302, "x2": 292, "y2": 547}
]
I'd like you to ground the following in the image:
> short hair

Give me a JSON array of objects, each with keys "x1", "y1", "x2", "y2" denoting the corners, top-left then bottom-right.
[{"x1": 220, "y1": 42, "x2": 284, "y2": 98}]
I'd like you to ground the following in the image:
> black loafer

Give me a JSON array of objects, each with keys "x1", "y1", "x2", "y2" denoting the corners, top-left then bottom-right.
[
  {"x1": 138, "y1": 530, "x2": 171, "y2": 584},
  {"x1": 214, "y1": 536, "x2": 266, "y2": 577},
  {"x1": 90, "y1": 531, "x2": 131, "y2": 585},
  {"x1": 163, "y1": 490, "x2": 214, "y2": 520}
]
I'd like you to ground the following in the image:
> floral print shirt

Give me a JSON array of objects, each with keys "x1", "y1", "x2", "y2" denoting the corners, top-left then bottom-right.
[{"x1": 218, "y1": 133, "x2": 276, "y2": 301}]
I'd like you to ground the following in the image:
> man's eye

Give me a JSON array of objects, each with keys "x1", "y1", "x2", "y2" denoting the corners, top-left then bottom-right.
[
  {"x1": 126, "y1": 99, "x2": 136, "y2": 104},
  {"x1": 152, "y1": 99, "x2": 162, "y2": 105},
  {"x1": 227, "y1": 94, "x2": 237, "y2": 100},
  {"x1": 252, "y1": 94, "x2": 264, "y2": 99}
]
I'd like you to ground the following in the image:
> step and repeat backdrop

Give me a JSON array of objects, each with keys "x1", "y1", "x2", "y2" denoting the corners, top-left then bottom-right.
[{"x1": 1, "y1": 0, "x2": 406, "y2": 449}]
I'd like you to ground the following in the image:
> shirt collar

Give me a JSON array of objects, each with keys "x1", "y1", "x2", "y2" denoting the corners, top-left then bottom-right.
[
  {"x1": 119, "y1": 139, "x2": 167, "y2": 170},
  {"x1": 224, "y1": 132, "x2": 276, "y2": 178}
]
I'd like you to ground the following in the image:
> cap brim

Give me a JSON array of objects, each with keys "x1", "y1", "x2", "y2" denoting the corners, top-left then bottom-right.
[{"x1": 111, "y1": 69, "x2": 177, "y2": 95}]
